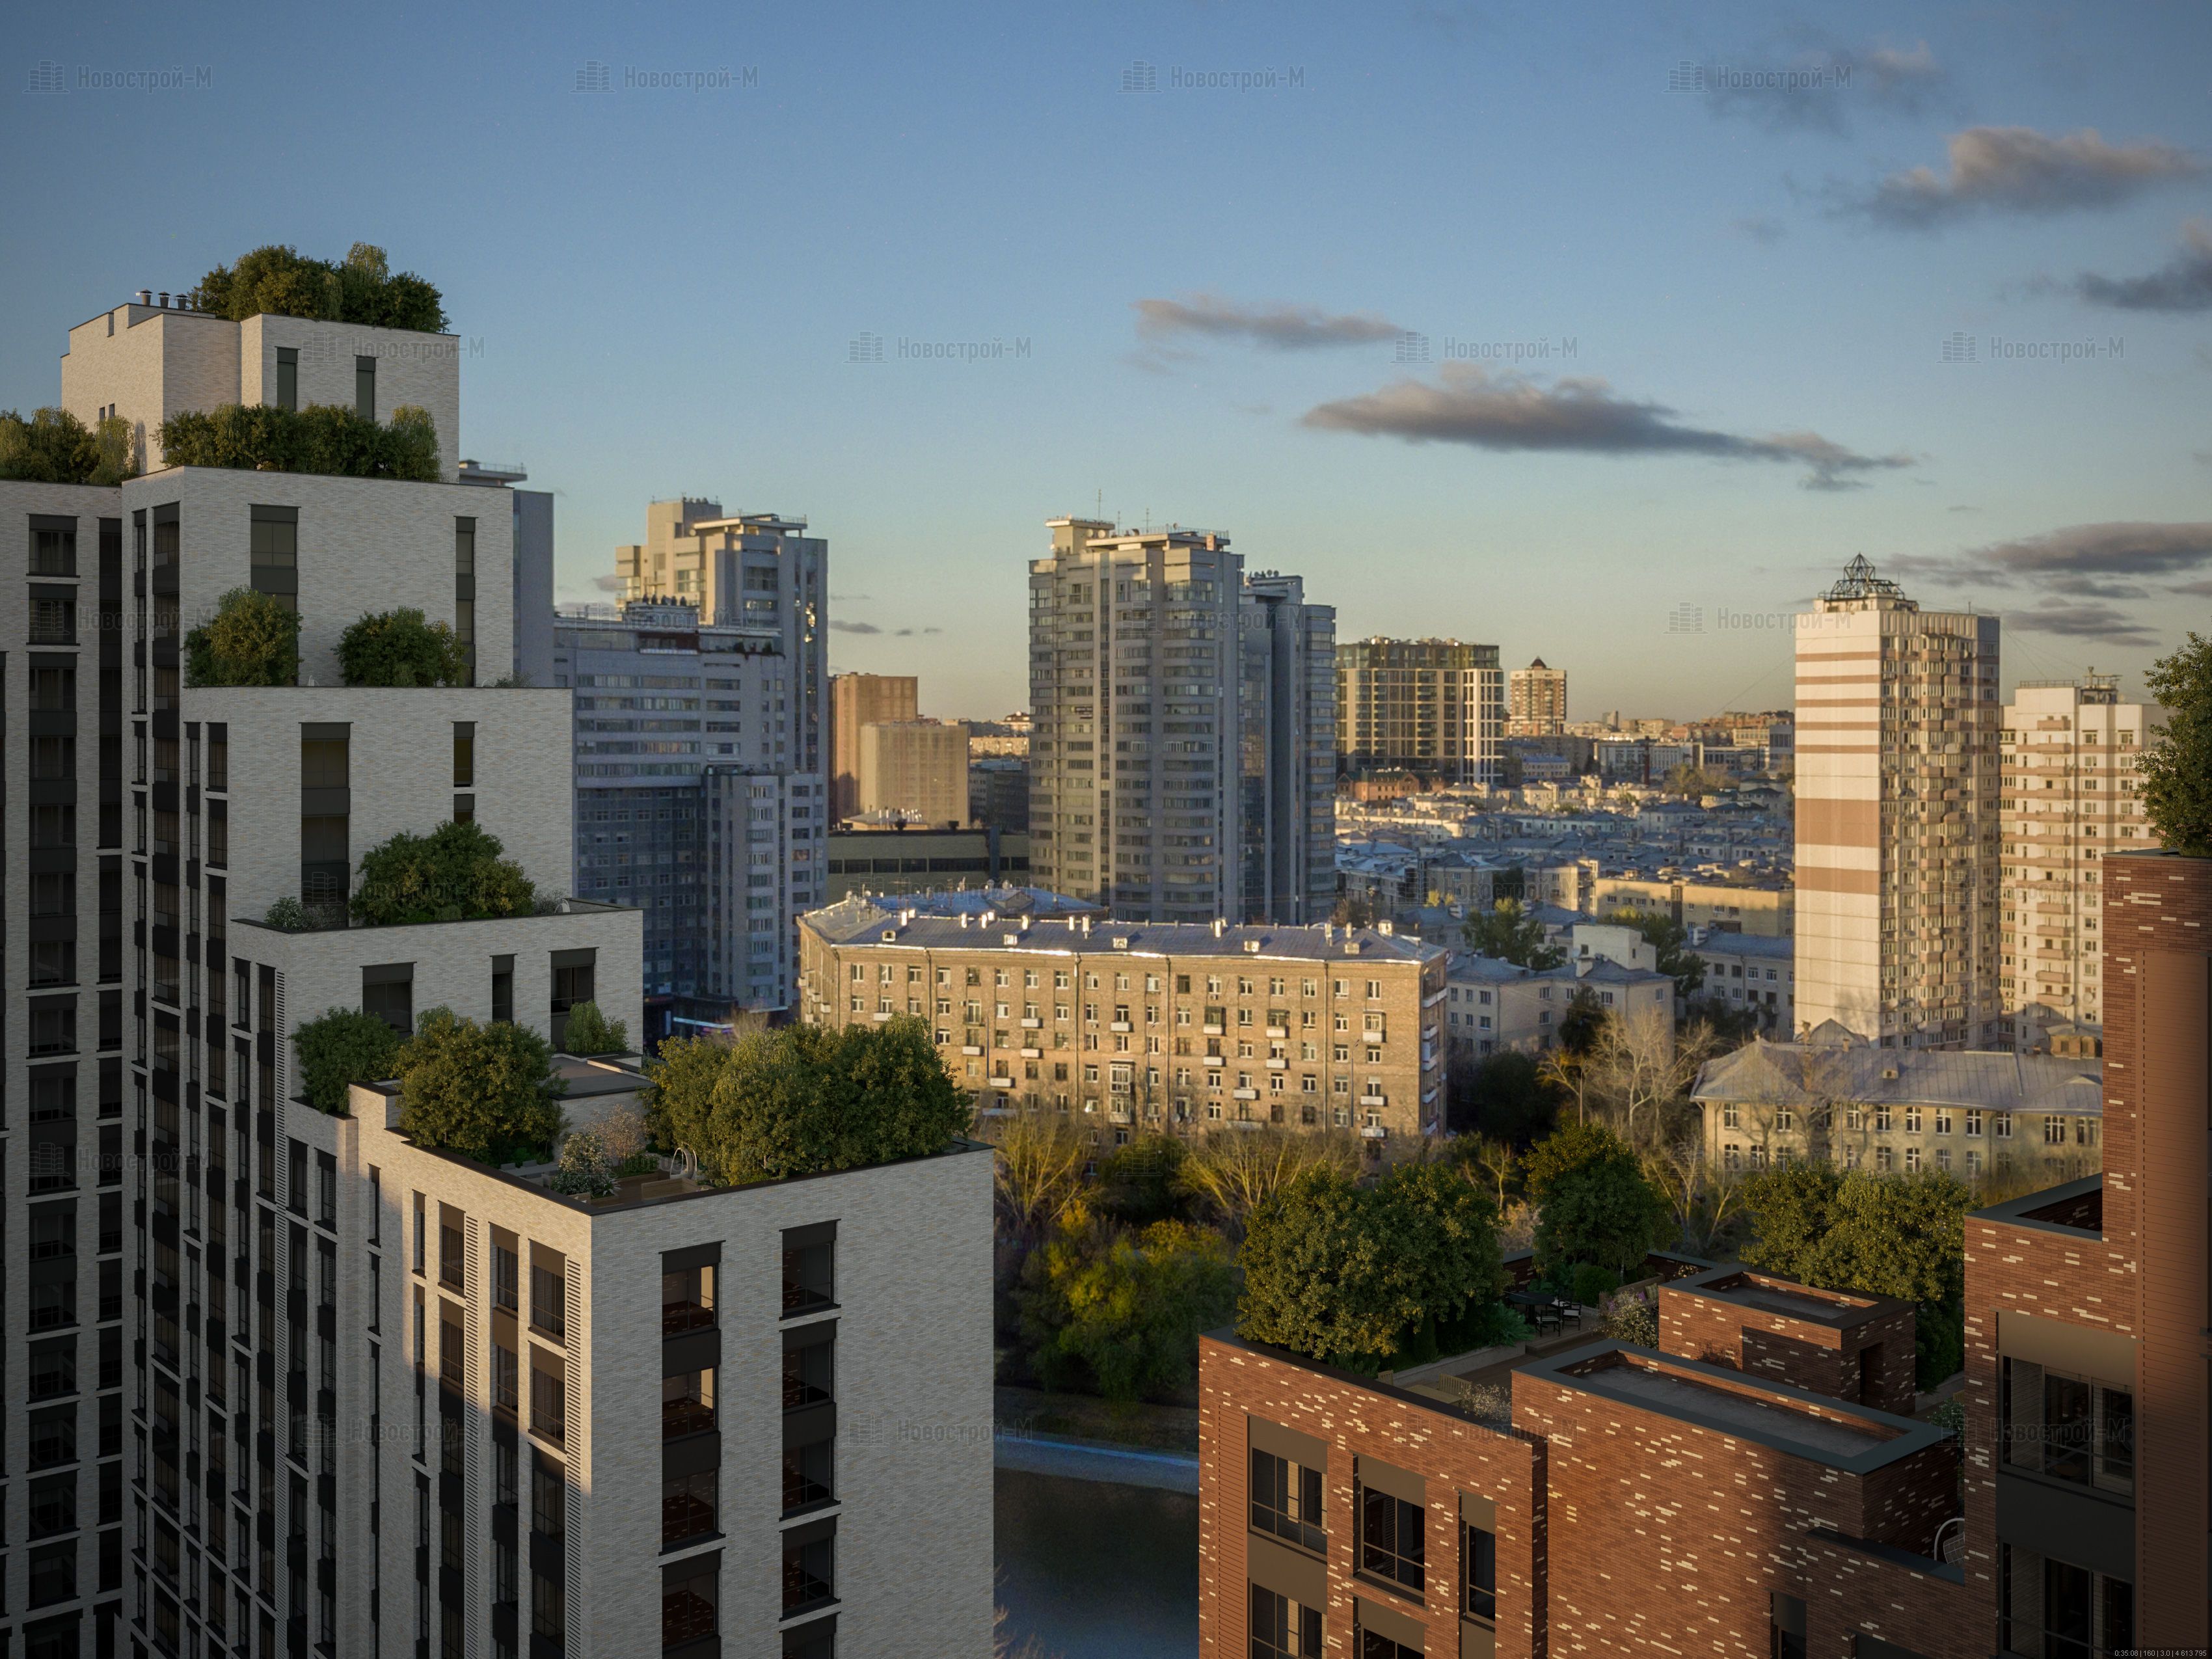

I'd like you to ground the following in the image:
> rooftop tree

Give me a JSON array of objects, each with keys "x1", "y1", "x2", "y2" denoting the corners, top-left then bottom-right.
[
  {"x1": 396, "y1": 1008, "x2": 563, "y2": 1163},
  {"x1": 2141, "y1": 632, "x2": 2212, "y2": 856},
  {"x1": 339, "y1": 607, "x2": 470, "y2": 687},
  {"x1": 185, "y1": 587, "x2": 301, "y2": 687},
  {"x1": 196, "y1": 241, "x2": 446, "y2": 332},
  {"x1": 351, "y1": 820, "x2": 537, "y2": 926}
]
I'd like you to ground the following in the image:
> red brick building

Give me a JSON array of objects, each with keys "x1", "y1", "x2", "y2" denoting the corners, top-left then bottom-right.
[{"x1": 1196, "y1": 850, "x2": 2210, "y2": 1658}]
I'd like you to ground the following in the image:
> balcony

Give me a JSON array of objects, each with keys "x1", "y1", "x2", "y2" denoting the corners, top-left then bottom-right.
[{"x1": 1020, "y1": 1017, "x2": 1042, "y2": 1029}]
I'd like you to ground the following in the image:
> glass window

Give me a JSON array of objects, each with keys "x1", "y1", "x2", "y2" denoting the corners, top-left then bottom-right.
[
  {"x1": 1465, "y1": 1522, "x2": 1497, "y2": 1620},
  {"x1": 1250, "y1": 1583, "x2": 1323, "y2": 1658},
  {"x1": 1358, "y1": 1485, "x2": 1423, "y2": 1592},
  {"x1": 1250, "y1": 1448, "x2": 1324, "y2": 1553}
]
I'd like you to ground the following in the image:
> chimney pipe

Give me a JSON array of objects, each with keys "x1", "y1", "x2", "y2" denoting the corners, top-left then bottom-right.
[
  {"x1": 136, "y1": 290, "x2": 152, "y2": 306},
  {"x1": 158, "y1": 292, "x2": 170, "y2": 308}
]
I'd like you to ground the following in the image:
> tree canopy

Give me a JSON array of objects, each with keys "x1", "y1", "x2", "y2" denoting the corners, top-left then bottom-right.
[
  {"x1": 1238, "y1": 1161, "x2": 1502, "y2": 1368},
  {"x1": 643, "y1": 1018, "x2": 971, "y2": 1186},
  {"x1": 1526, "y1": 1121, "x2": 1671, "y2": 1280},
  {"x1": 1016, "y1": 1209, "x2": 1237, "y2": 1403},
  {"x1": 0, "y1": 407, "x2": 134, "y2": 485},
  {"x1": 351, "y1": 820, "x2": 538, "y2": 926},
  {"x1": 158, "y1": 402, "x2": 440, "y2": 482},
  {"x1": 1463, "y1": 897, "x2": 1565, "y2": 969},
  {"x1": 558, "y1": 1001, "x2": 630, "y2": 1057},
  {"x1": 338, "y1": 607, "x2": 470, "y2": 687},
  {"x1": 1740, "y1": 1163, "x2": 1971, "y2": 1387},
  {"x1": 396, "y1": 1008, "x2": 562, "y2": 1163},
  {"x1": 196, "y1": 241, "x2": 447, "y2": 332},
  {"x1": 2142, "y1": 631, "x2": 2212, "y2": 856},
  {"x1": 185, "y1": 587, "x2": 301, "y2": 688},
  {"x1": 293, "y1": 1006, "x2": 406, "y2": 1113}
]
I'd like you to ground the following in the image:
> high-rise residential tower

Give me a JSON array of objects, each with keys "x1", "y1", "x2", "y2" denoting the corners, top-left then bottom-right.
[
  {"x1": 1794, "y1": 556, "x2": 2002, "y2": 1048},
  {"x1": 857, "y1": 718, "x2": 969, "y2": 827},
  {"x1": 560, "y1": 500, "x2": 830, "y2": 1023},
  {"x1": 1030, "y1": 520, "x2": 1241, "y2": 921},
  {"x1": 1334, "y1": 637, "x2": 1504, "y2": 785},
  {"x1": 1506, "y1": 656, "x2": 1567, "y2": 736},
  {"x1": 1999, "y1": 675, "x2": 2161, "y2": 1053},
  {"x1": 1239, "y1": 573, "x2": 1336, "y2": 924},
  {"x1": 826, "y1": 673, "x2": 917, "y2": 822}
]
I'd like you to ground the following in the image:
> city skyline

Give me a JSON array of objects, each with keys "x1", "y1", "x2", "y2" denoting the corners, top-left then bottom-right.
[{"x1": 5, "y1": 2, "x2": 2210, "y2": 718}]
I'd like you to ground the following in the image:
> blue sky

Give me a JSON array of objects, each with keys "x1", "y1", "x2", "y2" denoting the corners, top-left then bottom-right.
[{"x1": 6, "y1": 0, "x2": 2210, "y2": 718}]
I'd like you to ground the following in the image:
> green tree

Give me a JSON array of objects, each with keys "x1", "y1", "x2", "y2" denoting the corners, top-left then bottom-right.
[
  {"x1": 351, "y1": 820, "x2": 538, "y2": 926},
  {"x1": 396, "y1": 1008, "x2": 563, "y2": 1162},
  {"x1": 1532, "y1": 1156, "x2": 1671, "y2": 1282},
  {"x1": 1237, "y1": 1162, "x2": 1501, "y2": 1368},
  {"x1": 558, "y1": 1001, "x2": 629, "y2": 1056},
  {"x1": 1463, "y1": 897, "x2": 1565, "y2": 969},
  {"x1": 338, "y1": 607, "x2": 470, "y2": 686},
  {"x1": 1601, "y1": 908, "x2": 1707, "y2": 996},
  {"x1": 0, "y1": 407, "x2": 135, "y2": 485},
  {"x1": 2141, "y1": 632, "x2": 2212, "y2": 856},
  {"x1": 549, "y1": 1131, "x2": 616, "y2": 1198},
  {"x1": 197, "y1": 241, "x2": 447, "y2": 332},
  {"x1": 1018, "y1": 1211, "x2": 1238, "y2": 1403},
  {"x1": 1175, "y1": 1127, "x2": 1360, "y2": 1237},
  {"x1": 1522, "y1": 1119, "x2": 1634, "y2": 1198},
  {"x1": 1741, "y1": 1163, "x2": 1971, "y2": 1388},
  {"x1": 293, "y1": 1007, "x2": 406, "y2": 1113},
  {"x1": 980, "y1": 1111, "x2": 1090, "y2": 1245},
  {"x1": 1558, "y1": 987, "x2": 1608, "y2": 1055},
  {"x1": 185, "y1": 587, "x2": 301, "y2": 687},
  {"x1": 644, "y1": 1018, "x2": 971, "y2": 1187},
  {"x1": 157, "y1": 401, "x2": 440, "y2": 482}
]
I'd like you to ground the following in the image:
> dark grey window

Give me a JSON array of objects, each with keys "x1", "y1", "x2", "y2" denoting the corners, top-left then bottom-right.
[
  {"x1": 362, "y1": 964, "x2": 414, "y2": 1037},
  {"x1": 781, "y1": 1522, "x2": 834, "y2": 1616},
  {"x1": 783, "y1": 1332, "x2": 832, "y2": 1409},
  {"x1": 454, "y1": 519, "x2": 476, "y2": 684},
  {"x1": 664, "y1": 1559, "x2": 718, "y2": 1646},
  {"x1": 783, "y1": 1224, "x2": 835, "y2": 1316},
  {"x1": 1465, "y1": 1522, "x2": 1497, "y2": 1621},
  {"x1": 276, "y1": 347, "x2": 299, "y2": 411},
  {"x1": 783, "y1": 1439, "x2": 833, "y2": 1512},
  {"x1": 1250, "y1": 1584, "x2": 1321, "y2": 1659},
  {"x1": 1358, "y1": 1485, "x2": 1423, "y2": 1592},
  {"x1": 355, "y1": 355, "x2": 377, "y2": 421},
  {"x1": 550, "y1": 949, "x2": 596, "y2": 1049},
  {"x1": 1251, "y1": 1448, "x2": 1324, "y2": 1553},
  {"x1": 2001, "y1": 1356, "x2": 2135, "y2": 1496},
  {"x1": 301, "y1": 722, "x2": 350, "y2": 902},
  {"x1": 249, "y1": 507, "x2": 299, "y2": 610},
  {"x1": 662, "y1": 1469, "x2": 716, "y2": 1548},
  {"x1": 30, "y1": 516, "x2": 77, "y2": 576},
  {"x1": 491, "y1": 954, "x2": 514, "y2": 1025},
  {"x1": 452, "y1": 721, "x2": 474, "y2": 787}
]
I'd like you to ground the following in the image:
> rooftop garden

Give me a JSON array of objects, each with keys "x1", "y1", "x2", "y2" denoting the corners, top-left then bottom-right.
[
  {"x1": 2141, "y1": 632, "x2": 2210, "y2": 856},
  {"x1": 1, "y1": 407, "x2": 136, "y2": 485},
  {"x1": 186, "y1": 588, "x2": 300, "y2": 688},
  {"x1": 643, "y1": 1016, "x2": 973, "y2": 1187},
  {"x1": 338, "y1": 607, "x2": 470, "y2": 686},
  {"x1": 195, "y1": 242, "x2": 448, "y2": 332},
  {"x1": 291, "y1": 1003, "x2": 563, "y2": 1166},
  {"x1": 263, "y1": 820, "x2": 546, "y2": 931},
  {"x1": 157, "y1": 401, "x2": 439, "y2": 482}
]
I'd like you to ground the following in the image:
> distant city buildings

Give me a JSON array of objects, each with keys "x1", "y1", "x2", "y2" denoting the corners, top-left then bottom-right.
[
  {"x1": 1999, "y1": 676, "x2": 2159, "y2": 1054},
  {"x1": 1506, "y1": 656, "x2": 1567, "y2": 736},
  {"x1": 857, "y1": 718, "x2": 969, "y2": 826},
  {"x1": 828, "y1": 671, "x2": 917, "y2": 821},
  {"x1": 798, "y1": 896, "x2": 1444, "y2": 1150},
  {"x1": 1335, "y1": 636, "x2": 1504, "y2": 786},
  {"x1": 1029, "y1": 520, "x2": 1334, "y2": 923},
  {"x1": 560, "y1": 500, "x2": 829, "y2": 1019},
  {"x1": 1794, "y1": 556, "x2": 2001, "y2": 1049}
]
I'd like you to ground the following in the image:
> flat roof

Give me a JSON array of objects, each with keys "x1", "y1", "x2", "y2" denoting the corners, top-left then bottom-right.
[
  {"x1": 1522, "y1": 1342, "x2": 1946, "y2": 1474},
  {"x1": 1671, "y1": 1267, "x2": 1905, "y2": 1330},
  {"x1": 1971, "y1": 1173, "x2": 2103, "y2": 1239}
]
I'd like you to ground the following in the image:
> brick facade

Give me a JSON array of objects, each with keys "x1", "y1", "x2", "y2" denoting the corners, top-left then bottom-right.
[{"x1": 1659, "y1": 1271, "x2": 1917, "y2": 1416}]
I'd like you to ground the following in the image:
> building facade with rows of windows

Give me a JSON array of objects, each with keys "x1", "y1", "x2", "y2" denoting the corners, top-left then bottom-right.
[{"x1": 796, "y1": 897, "x2": 1446, "y2": 1153}]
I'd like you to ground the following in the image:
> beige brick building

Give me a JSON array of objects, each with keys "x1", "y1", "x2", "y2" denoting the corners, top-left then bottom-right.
[
  {"x1": 1691, "y1": 1035, "x2": 2101, "y2": 1185},
  {"x1": 798, "y1": 897, "x2": 1446, "y2": 1153},
  {"x1": 826, "y1": 673, "x2": 917, "y2": 823},
  {"x1": 1999, "y1": 677, "x2": 2160, "y2": 1054},
  {"x1": 856, "y1": 718, "x2": 969, "y2": 827},
  {"x1": 310, "y1": 1078, "x2": 994, "y2": 1659}
]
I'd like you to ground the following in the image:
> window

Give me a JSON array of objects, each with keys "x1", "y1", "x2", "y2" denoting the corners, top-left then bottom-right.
[
  {"x1": 491, "y1": 954, "x2": 514, "y2": 1025},
  {"x1": 664, "y1": 1468, "x2": 716, "y2": 1546},
  {"x1": 454, "y1": 520, "x2": 476, "y2": 683},
  {"x1": 2000, "y1": 1546, "x2": 2133, "y2": 1659},
  {"x1": 532, "y1": 1452, "x2": 567, "y2": 1540},
  {"x1": 492, "y1": 1340, "x2": 518, "y2": 1416},
  {"x1": 1358, "y1": 1483, "x2": 1423, "y2": 1592},
  {"x1": 663, "y1": 1263, "x2": 715, "y2": 1333},
  {"x1": 532, "y1": 1260, "x2": 567, "y2": 1340},
  {"x1": 785, "y1": 1332, "x2": 834, "y2": 1410},
  {"x1": 356, "y1": 353, "x2": 377, "y2": 421},
  {"x1": 662, "y1": 1368, "x2": 715, "y2": 1437},
  {"x1": 531, "y1": 1364, "x2": 567, "y2": 1442},
  {"x1": 1250, "y1": 1448, "x2": 1324, "y2": 1553},
  {"x1": 2001, "y1": 1357, "x2": 2133, "y2": 1496},
  {"x1": 782, "y1": 1523, "x2": 835, "y2": 1615},
  {"x1": 784, "y1": 1226, "x2": 835, "y2": 1315},
  {"x1": 1356, "y1": 1629, "x2": 1420, "y2": 1659},
  {"x1": 663, "y1": 1561, "x2": 718, "y2": 1647},
  {"x1": 363, "y1": 963, "x2": 414, "y2": 1036},
  {"x1": 275, "y1": 345, "x2": 298, "y2": 409},
  {"x1": 1250, "y1": 1584, "x2": 1323, "y2": 1658},
  {"x1": 250, "y1": 507, "x2": 299, "y2": 611},
  {"x1": 783, "y1": 1439, "x2": 833, "y2": 1511},
  {"x1": 453, "y1": 721, "x2": 475, "y2": 787},
  {"x1": 493, "y1": 1240, "x2": 519, "y2": 1310},
  {"x1": 1464, "y1": 1521, "x2": 1497, "y2": 1620}
]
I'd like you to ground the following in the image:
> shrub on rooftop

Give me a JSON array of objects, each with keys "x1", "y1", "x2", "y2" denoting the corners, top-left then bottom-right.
[
  {"x1": 396, "y1": 1007, "x2": 563, "y2": 1163},
  {"x1": 195, "y1": 241, "x2": 448, "y2": 332},
  {"x1": 2140, "y1": 632, "x2": 2212, "y2": 856},
  {"x1": 185, "y1": 587, "x2": 301, "y2": 687},
  {"x1": 338, "y1": 607, "x2": 470, "y2": 687},
  {"x1": 158, "y1": 401, "x2": 439, "y2": 482},
  {"x1": 351, "y1": 820, "x2": 537, "y2": 926},
  {"x1": 293, "y1": 1006, "x2": 407, "y2": 1114},
  {"x1": 0, "y1": 407, "x2": 136, "y2": 485}
]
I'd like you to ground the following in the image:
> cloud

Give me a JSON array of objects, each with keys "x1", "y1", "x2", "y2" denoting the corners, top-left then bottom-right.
[
  {"x1": 591, "y1": 572, "x2": 626, "y2": 593},
  {"x1": 1133, "y1": 291, "x2": 1403, "y2": 351},
  {"x1": 1844, "y1": 126, "x2": 2201, "y2": 229},
  {"x1": 1299, "y1": 364, "x2": 1913, "y2": 489},
  {"x1": 1947, "y1": 520, "x2": 2212, "y2": 599},
  {"x1": 2063, "y1": 219, "x2": 2212, "y2": 312},
  {"x1": 2009, "y1": 599, "x2": 2163, "y2": 648},
  {"x1": 1733, "y1": 213, "x2": 1785, "y2": 245},
  {"x1": 1705, "y1": 39, "x2": 1945, "y2": 133},
  {"x1": 830, "y1": 619, "x2": 882, "y2": 635},
  {"x1": 831, "y1": 591, "x2": 873, "y2": 602},
  {"x1": 891, "y1": 627, "x2": 944, "y2": 637}
]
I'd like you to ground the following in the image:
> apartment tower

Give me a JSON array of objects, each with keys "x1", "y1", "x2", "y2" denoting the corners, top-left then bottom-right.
[
  {"x1": 1030, "y1": 519, "x2": 1237, "y2": 921},
  {"x1": 1334, "y1": 638, "x2": 1504, "y2": 785},
  {"x1": 826, "y1": 673, "x2": 917, "y2": 823},
  {"x1": 1999, "y1": 675, "x2": 2159, "y2": 1054},
  {"x1": 1794, "y1": 556, "x2": 2001, "y2": 1047},
  {"x1": 856, "y1": 719, "x2": 969, "y2": 828},
  {"x1": 1239, "y1": 573, "x2": 1336, "y2": 924},
  {"x1": 1505, "y1": 656, "x2": 1566, "y2": 737}
]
